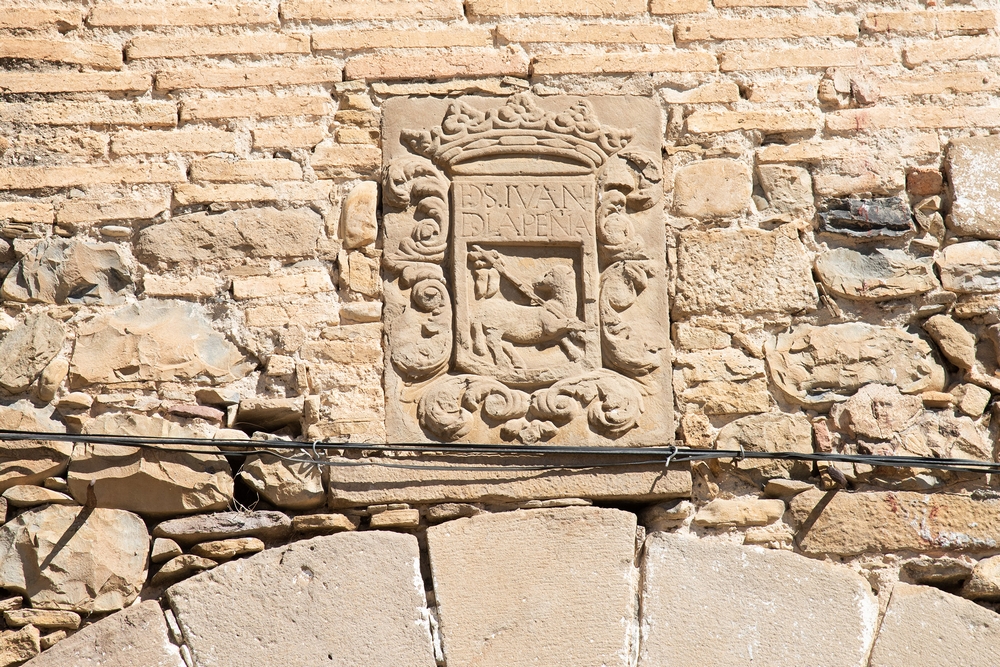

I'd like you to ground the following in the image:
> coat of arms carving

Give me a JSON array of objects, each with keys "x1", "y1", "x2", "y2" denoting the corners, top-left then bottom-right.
[{"x1": 382, "y1": 94, "x2": 672, "y2": 445}]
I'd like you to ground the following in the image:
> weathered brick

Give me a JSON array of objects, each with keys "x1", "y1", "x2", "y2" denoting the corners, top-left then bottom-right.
[
  {"x1": 499, "y1": 22, "x2": 674, "y2": 44},
  {"x1": 143, "y1": 275, "x2": 218, "y2": 299},
  {"x1": 0, "y1": 38, "x2": 122, "y2": 70},
  {"x1": 314, "y1": 27, "x2": 492, "y2": 51},
  {"x1": 180, "y1": 96, "x2": 330, "y2": 121},
  {"x1": 715, "y1": 0, "x2": 806, "y2": 6},
  {"x1": 311, "y1": 142, "x2": 380, "y2": 179},
  {"x1": 757, "y1": 139, "x2": 854, "y2": 163},
  {"x1": 127, "y1": 33, "x2": 309, "y2": 59},
  {"x1": 747, "y1": 77, "x2": 819, "y2": 102},
  {"x1": 904, "y1": 37, "x2": 1000, "y2": 67},
  {"x1": 687, "y1": 110, "x2": 819, "y2": 134},
  {"x1": 89, "y1": 3, "x2": 277, "y2": 26},
  {"x1": 0, "y1": 202, "x2": 54, "y2": 224},
  {"x1": 0, "y1": 101, "x2": 176, "y2": 127},
  {"x1": 57, "y1": 196, "x2": 169, "y2": 224},
  {"x1": 0, "y1": 164, "x2": 184, "y2": 190},
  {"x1": 111, "y1": 128, "x2": 237, "y2": 156},
  {"x1": 0, "y1": 8, "x2": 82, "y2": 30},
  {"x1": 252, "y1": 126, "x2": 328, "y2": 150},
  {"x1": 467, "y1": 0, "x2": 644, "y2": 16},
  {"x1": 533, "y1": 51, "x2": 717, "y2": 75},
  {"x1": 280, "y1": 0, "x2": 462, "y2": 20},
  {"x1": 155, "y1": 64, "x2": 341, "y2": 91},
  {"x1": 651, "y1": 0, "x2": 709, "y2": 14},
  {"x1": 720, "y1": 47, "x2": 896, "y2": 71},
  {"x1": 875, "y1": 71, "x2": 999, "y2": 97},
  {"x1": 336, "y1": 127, "x2": 377, "y2": 144},
  {"x1": 232, "y1": 270, "x2": 333, "y2": 299},
  {"x1": 827, "y1": 106, "x2": 1000, "y2": 131},
  {"x1": 937, "y1": 10, "x2": 997, "y2": 33},
  {"x1": 190, "y1": 157, "x2": 303, "y2": 183},
  {"x1": 173, "y1": 181, "x2": 332, "y2": 206},
  {"x1": 863, "y1": 10, "x2": 995, "y2": 34},
  {"x1": 345, "y1": 47, "x2": 529, "y2": 81},
  {"x1": 661, "y1": 81, "x2": 740, "y2": 104},
  {"x1": 0, "y1": 71, "x2": 150, "y2": 94},
  {"x1": 678, "y1": 16, "x2": 857, "y2": 41}
]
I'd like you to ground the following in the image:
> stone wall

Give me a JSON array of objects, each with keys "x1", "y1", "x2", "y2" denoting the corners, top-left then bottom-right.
[{"x1": 1, "y1": 0, "x2": 1000, "y2": 664}]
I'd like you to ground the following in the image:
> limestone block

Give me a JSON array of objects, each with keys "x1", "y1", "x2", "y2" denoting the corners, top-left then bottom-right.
[
  {"x1": 790, "y1": 490, "x2": 1000, "y2": 555},
  {"x1": 238, "y1": 453, "x2": 325, "y2": 510},
  {"x1": 135, "y1": 207, "x2": 322, "y2": 266},
  {"x1": 153, "y1": 510, "x2": 292, "y2": 546},
  {"x1": 830, "y1": 383, "x2": 924, "y2": 441},
  {"x1": 715, "y1": 411, "x2": 813, "y2": 479},
  {"x1": 674, "y1": 225, "x2": 817, "y2": 317},
  {"x1": 1, "y1": 239, "x2": 131, "y2": 306},
  {"x1": 340, "y1": 181, "x2": 378, "y2": 249},
  {"x1": 924, "y1": 314, "x2": 977, "y2": 369},
  {"x1": 673, "y1": 159, "x2": 752, "y2": 218},
  {"x1": 639, "y1": 533, "x2": 877, "y2": 667},
  {"x1": 70, "y1": 301, "x2": 250, "y2": 387},
  {"x1": 0, "y1": 505, "x2": 148, "y2": 613},
  {"x1": 427, "y1": 508, "x2": 638, "y2": 667},
  {"x1": 937, "y1": 241, "x2": 1000, "y2": 294},
  {"x1": 327, "y1": 454, "x2": 691, "y2": 507},
  {"x1": 766, "y1": 323, "x2": 945, "y2": 408},
  {"x1": 948, "y1": 135, "x2": 1000, "y2": 239},
  {"x1": 167, "y1": 532, "x2": 436, "y2": 667},
  {"x1": 693, "y1": 498, "x2": 785, "y2": 527},
  {"x1": 815, "y1": 247, "x2": 938, "y2": 301},
  {"x1": 0, "y1": 315, "x2": 65, "y2": 393},
  {"x1": 20, "y1": 600, "x2": 183, "y2": 667},
  {"x1": 869, "y1": 584, "x2": 1000, "y2": 667}
]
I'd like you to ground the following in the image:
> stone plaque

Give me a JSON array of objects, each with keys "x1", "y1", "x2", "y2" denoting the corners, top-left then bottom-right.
[{"x1": 382, "y1": 94, "x2": 671, "y2": 445}]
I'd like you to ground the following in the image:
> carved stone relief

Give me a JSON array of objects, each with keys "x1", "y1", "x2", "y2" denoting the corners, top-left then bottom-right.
[{"x1": 382, "y1": 94, "x2": 672, "y2": 445}]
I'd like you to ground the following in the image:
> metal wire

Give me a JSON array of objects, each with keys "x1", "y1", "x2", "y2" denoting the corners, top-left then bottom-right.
[{"x1": 3, "y1": 428, "x2": 1000, "y2": 475}]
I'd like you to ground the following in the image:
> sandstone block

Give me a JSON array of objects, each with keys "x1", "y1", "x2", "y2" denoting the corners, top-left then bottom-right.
[
  {"x1": 232, "y1": 269, "x2": 332, "y2": 299},
  {"x1": 716, "y1": 0, "x2": 807, "y2": 5},
  {"x1": 180, "y1": 95, "x2": 329, "y2": 121},
  {"x1": 311, "y1": 142, "x2": 381, "y2": 178},
  {"x1": 167, "y1": 532, "x2": 436, "y2": 667},
  {"x1": 314, "y1": 26, "x2": 490, "y2": 50},
  {"x1": 869, "y1": 584, "x2": 1000, "y2": 667},
  {"x1": 948, "y1": 135, "x2": 1000, "y2": 239},
  {"x1": 328, "y1": 454, "x2": 690, "y2": 507},
  {"x1": 0, "y1": 202, "x2": 53, "y2": 224},
  {"x1": 0, "y1": 71, "x2": 149, "y2": 94},
  {"x1": 827, "y1": 106, "x2": 1000, "y2": 132},
  {"x1": 533, "y1": 51, "x2": 716, "y2": 75},
  {"x1": 661, "y1": 81, "x2": 740, "y2": 104},
  {"x1": 678, "y1": 16, "x2": 857, "y2": 41},
  {"x1": 2, "y1": 239, "x2": 131, "y2": 306},
  {"x1": 791, "y1": 490, "x2": 1000, "y2": 555},
  {"x1": 961, "y1": 555, "x2": 1000, "y2": 600},
  {"x1": 89, "y1": 3, "x2": 275, "y2": 26},
  {"x1": 830, "y1": 384, "x2": 923, "y2": 441},
  {"x1": 815, "y1": 247, "x2": 938, "y2": 301},
  {"x1": 681, "y1": 378, "x2": 771, "y2": 415},
  {"x1": 238, "y1": 453, "x2": 325, "y2": 510},
  {"x1": 143, "y1": 275, "x2": 218, "y2": 299},
  {"x1": 651, "y1": 0, "x2": 709, "y2": 12},
  {"x1": 150, "y1": 555, "x2": 217, "y2": 587},
  {"x1": 0, "y1": 37, "x2": 122, "y2": 69},
  {"x1": 0, "y1": 315, "x2": 65, "y2": 394},
  {"x1": 251, "y1": 126, "x2": 327, "y2": 149},
  {"x1": 937, "y1": 241, "x2": 1000, "y2": 294},
  {"x1": 173, "y1": 181, "x2": 332, "y2": 206},
  {"x1": 127, "y1": 33, "x2": 308, "y2": 59},
  {"x1": 341, "y1": 181, "x2": 378, "y2": 249},
  {"x1": 693, "y1": 498, "x2": 785, "y2": 527},
  {"x1": 467, "y1": 0, "x2": 643, "y2": 15},
  {"x1": 0, "y1": 163, "x2": 183, "y2": 190},
  {"x1": 958, "y1": 383, "x2": 992, "y2": 417},
  {"x1": 639, "y1": 533, "x2": 877, "y2": 667},
  {"x1": 904, "y1": 36, "x2": 1000, "y2": 67},
  {"x1": 71, "y1": 301, "x2": 249, "y2": 386},
  {"x1": 758, "y1": 164, "x2": 813, "y2": 215},
  {"x1": 428, "y1": 508, "x2": 637, "y2": 667},
  {"x1": 0, "y1": 626, "x2": 39, "y2": 666},
  {"x1": 720, "y1": 46, "x2": 894, "y2": 71},
  {"x1": 137, "y1": 207, "x2": 321, "y2": 265},
  {"x1": 369, "y1": 508, "x2": 420, "y2": 529},
  {"x1": 4, "y1": 609, "x2": 79, "y2": 630},
  {"x1": 766, "y1": 323, "x2": 945, "y2": 408},
  {"x1": 281, "y1": 0, "x2": 462, "y2": 20},
  {"x1": 2, "y1": 485, "x2": 73, "y2": 508},
  {"x1": 190, "y1": 537, "x2": 265, "y2": 561},
  {"x1": 674, "y1": 225, "x2": 816, "y2": 316},
  {"x1": 687, "y1": 109, "x2": 819, "y2": 133},
  {"x1": 0, "y1": 8, "x2": 80, "y2": 29},
  {"x1": 499, "y1": 22, "x2": 673, "y2": 44},
  {"x1": 673, "y1": 158, "x2": 751, "y2": 218},
  {"x1": 715, "y1": 412, "x2": 813, "y2": 480},
  {"x1": 20, "y1": 600, "x2": 183, "y2": 667},
  {"x1": 157, "y1": 64, "x2": 340, "y2": 91},
  {"x1": 151, "y1": 538, "x2": 183, "y2": 563},
  {"x1": 0, "y1": 505, "x2": 148, "y2": 613},
  {"x1": 0, "y1": 100, "x2": 175, "y2": 127},
  {"x1": 153, "y1": 511, "x2": 292, "y2": 545},
  {"x1": 57, "y1": 196, "x2": 168, "y2": 224},
  {"x1": 0, "y1": 439, "x2": 71, "y2": 493},
  {"x1": 111, "y1": 128, "x2": 236, "y2": 156},
  {"x1": 190, "y1": 157, "x2": 302, "y2": 183},
  {"x1": 292, "y1": 513, "x2": 358, "y2": 534},
  {"x1": 924, "y1": 314, "x2": 976, "y2": 370},
  {"x1": 345, "y1": 47, "x2": 529, "y2": 81}
]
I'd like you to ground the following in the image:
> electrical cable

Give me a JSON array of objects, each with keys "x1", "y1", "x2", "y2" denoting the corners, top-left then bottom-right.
[{"x1": 3, "y1": 428, "x2": 1000, "y2": 476}]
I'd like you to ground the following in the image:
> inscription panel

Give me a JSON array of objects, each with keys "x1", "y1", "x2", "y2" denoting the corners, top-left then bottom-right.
[{"x1": 381, "y1": 94, "x2": 672, "y2": 446}]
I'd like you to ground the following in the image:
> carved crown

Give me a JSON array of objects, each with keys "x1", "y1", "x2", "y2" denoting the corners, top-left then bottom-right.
[{"x1": 399, "y1": 93, "x2": 634, "y2": 173}]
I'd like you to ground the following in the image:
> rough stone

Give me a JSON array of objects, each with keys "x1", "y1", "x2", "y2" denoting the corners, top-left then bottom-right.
[
  {"x1": 815, "y1": 247, "x2": 939, "y2": 301},
  {"x1": 715, "y1": 412, "x2": 813, "y2": 479},
  {"x1": 38, "y1": 630, "x2": 65, "y2": 651},
  {"x1": 369, "y1": 508, "x2": 420, "y2": 529},
  {"x1": 959, "y1": 383, "x2": 992, "y2": 417},
  {"x1": 21, "y1": 600, "x2": 183, "y2": 667},
  {"x1": 238, "y1": 453, "x2": 324, "y2": 510},
  {"x1": 948, "y1": 135, "x2": 1000, "y2": 239},
  {"x1": 37, "y1": 357, "x2": 69, "y2": 402},
  {"x1": 693, "y1": 498, "x2": 785, "y2": 527},
  {"x1": 327, "y1": 454, "x2": 690, "y2": 507},
  {"x1": 830, "y1": 383, "x2": 924, "y2": 441},
  {"x1": 763, "y1": 479, "x2": 816, "y2": 498},
  {"x1": 68, "y1": 414, "x2": 233, "y2": 517},
  {"x1": 136, "y1": 207, "x2": 322, "y2": 266},
  {"x1": 869, "y1": 584, "x2": 1000, "y2": 667},
  {"x1": 790, "y1": 490, "x2": 1000, "y2": 555},
  {"x1": 426, "y1": 503, "x2": 482, "y2": 524},
  {"x1": 167, "y1": 532, "x2": 436, "y2": 667},
  {"x1": 71, "y1": 301, "x2": 250, "y2": 387},
  {"x1": 234, "y1": 398, "x2": 302, "y2": 431},
  {"x1": 4, "y1": 608, "x2": 80, "y2": 630},
  {"x1": 191, "y1": 538, "x2": 265, "y2": 562},
  {"x1": 673, "y1": 159, "x2": 752, "y2": 218},
  {"x1": 340, "y1": 181, "x2": 378, "y2": 249},
  {"x1": 961, "y1": 555, "x2": 1000, "y2": 600},
  {"x1": 902, "y1": 556, "x2": 975, "y2": 586},
  {"x1": 639, "y1": 533, "x2": 877, "y2": 667},
  {"x1": 0, "y1": 438, "x2": 71, "y2": 493},
  {"x1": 674, "y1": 225, "x2": 817, "y2": 316},
  {"x1": 766, "y1": 323, "x2": 946, "y2": 408},
  {"x1": 819, "y1": 196, "x2": 914, "y2": 239},
  {"x1": 937, "y1": 241, "x2": 1000, "y2": 294},
  {"x1": 151, "y1": 538, "x2": 183, "y2": 563},
  {"x1": 898, "y1": 411, "x2": 991, "y2": 461},
  {"x1": 0, "y1": 504, "x2": 148, "y2": 613},
  {"x1": 428, "y1": 508, "x2": 637, "y2": 667},
  {"x1": 1, "y1": 239, "x2": 131, "y2": 305},
  {"x1": 924, "y1": 314, "x2": 977, "y2": 370},
  {"x1": 150, "y1": 555, "x2": 217, "y2": 587},
  {"x1": 0, "y1": 315, "x2": 65, "y2": 393},
  {"x1": 153, "y1": 510, "x2": 292, "y2": 546},
  {"x1": 2, "y1": 485, "x2": 74, "y2": 508},
  {"x1": 0, "y1": 626, "x2": 39, "y2": 666},
  {"x1": 757, "y1": 164, "x2": 814, "y2": 216},
  {"x1": 291, "y1": 513, "x2": 359, "y2": 534}
]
